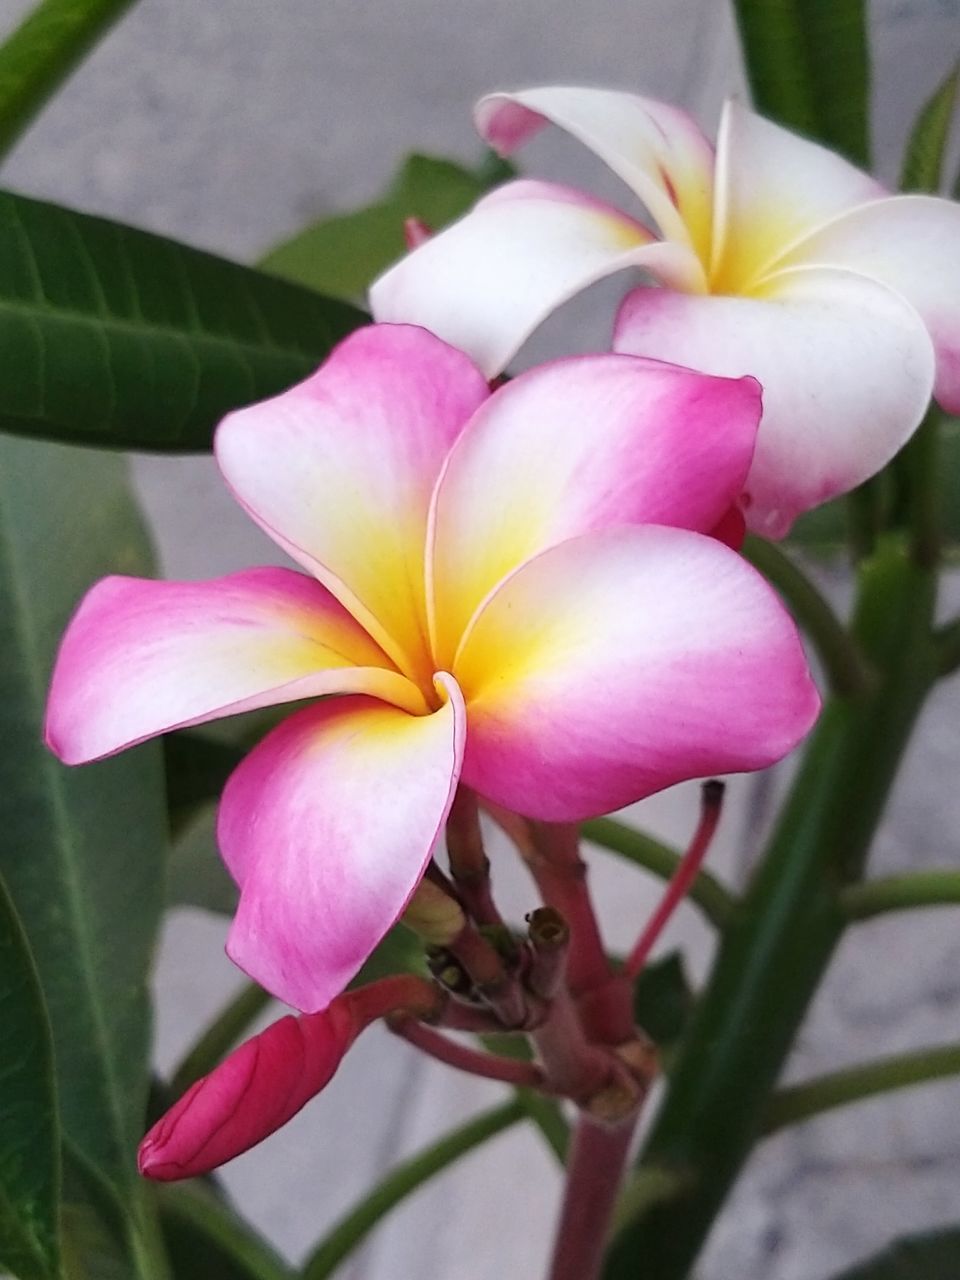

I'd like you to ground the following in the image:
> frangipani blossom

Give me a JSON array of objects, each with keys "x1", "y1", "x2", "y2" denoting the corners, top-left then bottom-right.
[
  {"x1": 371, "y1": 88, "x2": 960, "y2": 536},
  {"x1": 46, "y1": 325, "x2": 818, "y2": 1012}
]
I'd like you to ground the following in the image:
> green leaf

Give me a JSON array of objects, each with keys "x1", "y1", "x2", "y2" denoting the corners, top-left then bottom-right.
[
  {"x1": 632, "y1": 952, "x2": 695, "y2": 1050},
  {"x1": 261, "y1": 151, "x2": 514, "y2": 300},
  {"x1": 0, "y1": 0, "x2": 138, "y2": 161},
  {"x1": 302, "y1": 1099, "x2": 526, "y2": 1279},
  {"x1": 167, "y1": 805, "x2": 239, "y2": 915},
  {"x1": 900, "y1": 61, "x2": 959, "y2": 194},
  {"x1": 828, "y1": 1227, "x2": 960, "y2": 1279},
  {"x1": 0, "y1": 871, "x2": 60, "y2": 1280},
  {"x1": 0, "y1": 189, "x2": 365, "y2": 451},
  {"x1": 0, "y1": 433, "x2": 167, "y2": 1191},
  {"x1": 156, "y1": 1183, "x2": 293, "y2": 1280},
  {"x1": 732, "y1": 0, "x2": 870, "y2": 166}
]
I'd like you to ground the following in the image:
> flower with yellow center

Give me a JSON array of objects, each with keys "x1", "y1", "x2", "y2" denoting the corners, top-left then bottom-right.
[
  {"x1": 371, "y1": 88, "x2": 960, "y2": 535},
  {"x1": 46, "y1": 325, "x2": 817, "y2": 1012}
]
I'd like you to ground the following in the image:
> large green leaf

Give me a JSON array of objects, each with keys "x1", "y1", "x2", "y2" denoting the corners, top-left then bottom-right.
[
  {"x1": 829, "y1": 1227, "x2": 960, "y2": 1279},
  {"x1": 156, "y1": 1184, "x2": 292, "y2": 1280},
  {"x1": 900, "y1": 61, "x2": 959, "y2": 194},
  {"x1": 0, "y1": 434, "x2": 167, "y2": 1192},
  {"x1": 0, "y1": 189, "x2": 365, "y2": 451},
  {"x1": 261, "y1": 151, "x2": 514, "y2": 300},
  {"x1": 732, "y1": 0, "x2": 870, "y2": 166},
  {"x1": 0, "y1": 0, "x2": 138, "y2": 161},
  {"x1": 0, "y1": 871, "x2": 60, "y2": 1280}
]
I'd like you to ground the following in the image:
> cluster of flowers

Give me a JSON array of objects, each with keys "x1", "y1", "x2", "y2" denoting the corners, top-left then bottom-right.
[{"x1": 45, "y1": 87, "x2": 960, "y2": 1178}]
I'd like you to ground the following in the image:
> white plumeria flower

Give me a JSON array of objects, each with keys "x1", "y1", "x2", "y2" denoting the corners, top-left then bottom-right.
[{"x1": 371, "y1": 87, "x2": 960, "y2": 536}]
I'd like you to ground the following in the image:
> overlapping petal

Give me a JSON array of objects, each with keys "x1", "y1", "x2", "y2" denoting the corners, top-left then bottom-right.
[
  {"x1": 220, "y1": 677, "x2": 465, "y2": 1012},
  {"x1": 371, "y1": 180, "x2": 701, "y2": 378},
  {"x1": 454, "y1": 526, "x2": 819, "y2": 821},
  {"x1": 772, "y1": 195, "x2": 960, "y2": 412},
  {"x1": 44, "y1": 567, "x2": 423, "y2": 765},
  {"x1": 427, "y1": 354, "x2": 761, "y2": 664},
  {"x1": 476, "y1": 86, "x2": 715, "y2": 258},
  {"x1": 615, "y1": 267, "x2": 936, "y2": 536},
  {"x1": 215, "y1": 325, "x2": 489, "y2": 681},
  {"x1": 710, "y1": 100, "x2": 884, "y2": 293}
]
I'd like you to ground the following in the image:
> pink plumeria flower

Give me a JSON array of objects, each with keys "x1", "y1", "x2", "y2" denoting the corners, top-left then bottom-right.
[
  {"x1": 46, "y1": 325, "x2": 819, "y2": 1012},
  {"x1": 371, "y1": 88, "x2": 960, "y2": 536}
]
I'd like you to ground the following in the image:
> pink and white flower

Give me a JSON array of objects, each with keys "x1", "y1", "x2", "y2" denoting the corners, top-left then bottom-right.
[
  {"x1": 46, "y1": 325, "x2": 818, "y2": 1012},
  {"x1": 371, "y1": 88, "x2": 960, "y2": 536}
]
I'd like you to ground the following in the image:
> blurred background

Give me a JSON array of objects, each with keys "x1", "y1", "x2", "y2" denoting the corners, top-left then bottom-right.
[{"x1": 1, "y1": 1, "x2": 959, "y2": 1276}]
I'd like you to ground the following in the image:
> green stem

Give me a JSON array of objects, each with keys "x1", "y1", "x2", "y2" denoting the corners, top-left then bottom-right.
[
  {"x1": 762, "y1": 1041, "x2": 960, "y2": 1136},
  {"x1": 156, "y1": 1183, "x2": 294, "y2": 1280},
  {"x1": 743, "y1": 535, "x2": 872, "y2": 696},
  {"x1": 171, "y1": 982, "x2": 272, "y2": 1096},
  {"x1": 840, "y1": 870, "x2": 960, "y2": 920},
  {"x1": 602, "y1": 539, "x2": 937, "y2": 1280},
  {"x1": 896, "y1": 404, "x2": 943, "y2": 568},
  {"x1": 301, "y1": 1099, "x2": 525, "y2": 1279},
  {"x1": 846, "y1": 480, "x2": 884, "y2": 561},
  {"x1": 0, "y1": 0, "x2": 139, "y2": 161},
  {"x1": 582, "y1": 817, "x2": 734, "y2": 930}
]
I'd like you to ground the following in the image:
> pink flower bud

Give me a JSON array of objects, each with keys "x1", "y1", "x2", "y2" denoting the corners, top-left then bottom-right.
[
  {"x1": 139, "y1": 1000, "x2": 358, "y2": 1180},
  {"x1": 403, "y1": 216, "x2": 433, "y2": 249}
]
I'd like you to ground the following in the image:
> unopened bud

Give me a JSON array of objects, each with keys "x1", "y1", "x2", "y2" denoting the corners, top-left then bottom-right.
[
  {"x1": 402, "y1": 878, "x2": 466, "y2": 945},
  {"x1": 139, "y1": 999, "x2": 359, "y2": 1180},
  {"x1": 403, "y1": 217, "x2": 433, "y2": 249}
]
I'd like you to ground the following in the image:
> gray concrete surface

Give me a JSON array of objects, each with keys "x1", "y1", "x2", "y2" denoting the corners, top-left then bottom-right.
[{"x1": 3, "y1": 0, "x2": 960, "y2": 1276}]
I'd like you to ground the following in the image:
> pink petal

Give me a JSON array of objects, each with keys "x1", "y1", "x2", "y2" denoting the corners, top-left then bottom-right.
[
  {"x1": 615, "y1": 267, "x2": 936, "y2": 536},
  {"x1": 215, "y1": 326, "x2": 489, "y2": 683},
  {"x1": 219, "y1": 677, "x2": 465, "y2": 1011},
  {"x1": 427, "y1": 353, "x2": 761, "y2": 665},
  {"x1": 371, "y1": 179, "x2": 701, "y2": 378},
  {"x1": 454, "y1": 526, "x2": 819, "y2": 821},
  {"x1": 710, "y1": 99, "x2": 885, "y2": 292},
  {"x1": 773, "y1": 194, "x2": 960, "y2": 413},
  {"x1": 476, "y1": 87, "x2": 715, "y2": 259},
  {"x1": 139, "y1": 1000, "x2": 359, "y2": 1180},
  {"x1": 45, "y1": 567, "x2": 422, "y2": 765}
]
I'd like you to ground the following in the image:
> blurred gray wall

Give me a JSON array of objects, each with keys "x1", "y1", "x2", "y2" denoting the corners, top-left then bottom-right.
[{"x1": 2, "y1": 1, "x2": 959, "y2": 1277}]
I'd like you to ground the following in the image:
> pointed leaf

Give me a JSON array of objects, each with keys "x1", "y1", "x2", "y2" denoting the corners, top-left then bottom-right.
[
  {"x1": 0, "y1": 871, "x2": 60, "y2": 1280},
  {"x1": 0, "y1": 434, "x2": 167, "y2": 1190},
  {"x1": 260, "y1": 151, "x2": 514, "y2": 300},
  {"x1": 732, "y1": 0, "x2": 870, "y2": 166},
  {"x1": 0, "y1": 189, "x2": 364, "y2": 450},
  {"x1": 0, "y1": 0, "x2": 138, "y2": 161},
  {"x1": 632, "y1": 952, "x2": 695, "y2": 1050},
  {"x1": 828, "y1": 1226, "x2": 960, "y2": 1279},
  {"x1": 900, "y1": 61, "x2": 959, "y2": 194}
]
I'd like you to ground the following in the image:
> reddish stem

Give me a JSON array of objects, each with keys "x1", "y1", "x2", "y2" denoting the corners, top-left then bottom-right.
[
  {"x1": 526, "y1": 822, "x2": 612, "y2": 997},
  {"x1": 547, "y1": 1112, "x2": 637, "y2": 1280},
  {"x1": 345, "y1": 973, "x2": 442, "y2": 1025},
  {"x1": 446, "y1": 786, "x2": 503, "y2": 927},
  {"x1": 624, "y1": 780, "x2": 725, "y2": 980},
  {"x1": 389, "y1": 1018, "x2": 546, "y2": 1089}
]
